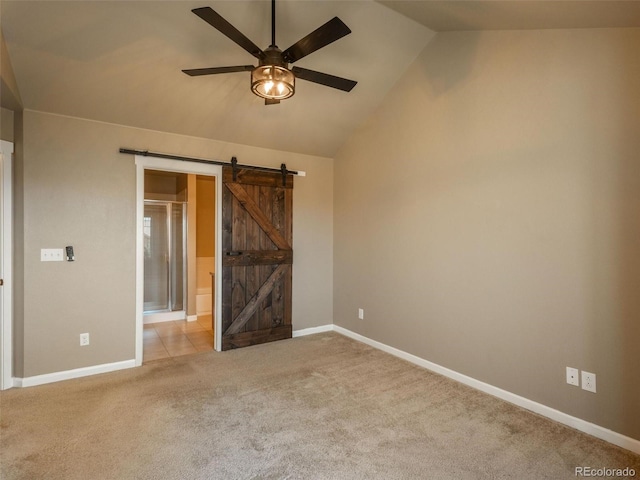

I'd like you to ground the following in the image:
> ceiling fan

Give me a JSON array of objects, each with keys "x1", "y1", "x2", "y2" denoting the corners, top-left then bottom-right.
[{"x1": 182, "y1": 1, "x2": 357, "y2": 105}]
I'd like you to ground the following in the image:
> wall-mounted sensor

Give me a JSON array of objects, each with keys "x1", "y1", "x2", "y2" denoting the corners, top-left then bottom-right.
[{"x1": 65, "y1": 246, "x2": 75, "y2": 262}]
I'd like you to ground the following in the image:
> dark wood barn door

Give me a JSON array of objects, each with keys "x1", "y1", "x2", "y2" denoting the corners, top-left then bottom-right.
[{"x1": 221, "y1": 166, "x2": 293, "y2": 350}]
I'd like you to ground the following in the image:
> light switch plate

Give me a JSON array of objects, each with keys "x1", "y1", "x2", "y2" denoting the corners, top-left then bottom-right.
[{"x1": 41, "y1": 248, "x2": 64, "y2": 262}]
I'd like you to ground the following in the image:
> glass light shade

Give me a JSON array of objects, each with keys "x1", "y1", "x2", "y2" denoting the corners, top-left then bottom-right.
[{"x1": 251, "y1": 65, "x2": 295, "y2": 100}]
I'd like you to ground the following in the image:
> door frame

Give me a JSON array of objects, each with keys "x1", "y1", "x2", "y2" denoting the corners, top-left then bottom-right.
[
  {"x1": 135, "y1": 155, "x2": 222, "y2": 365},
  {"x1": 1, "y1": 140, "x2": 14, "y2": 390}
]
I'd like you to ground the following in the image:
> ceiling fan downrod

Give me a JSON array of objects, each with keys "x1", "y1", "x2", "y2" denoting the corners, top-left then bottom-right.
[{"x1": 271, "y1": 0, "x2": 276, "y2": 48}]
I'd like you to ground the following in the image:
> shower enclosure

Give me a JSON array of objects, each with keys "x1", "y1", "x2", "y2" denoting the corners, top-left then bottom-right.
[{"x1": 143, "y1": 201, "x2": 186, "y2": 321}]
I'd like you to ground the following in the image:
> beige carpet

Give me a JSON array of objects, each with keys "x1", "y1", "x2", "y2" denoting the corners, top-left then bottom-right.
[{"x1": 1, "y1": 332, "x2": 638, "y2": 479}]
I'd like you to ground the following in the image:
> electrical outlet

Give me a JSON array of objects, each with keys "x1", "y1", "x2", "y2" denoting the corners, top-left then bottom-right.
[
  {"x1": 358, "y1": 308, "x2": 364, "y2": 320},
  {"x1": 80, "y1": 333, "x2": 90, "y2": 346},
  {"x1": 582, "y1": 371, "x2": 596, "y2": 393},
  {"x1": 566, "y1": 367, "x2": 579, "y2": 386}
]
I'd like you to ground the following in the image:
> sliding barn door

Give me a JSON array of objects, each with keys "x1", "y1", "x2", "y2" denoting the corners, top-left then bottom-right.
[{"x1": 221, "y1": 166, "x2": 293, "y2": 350}]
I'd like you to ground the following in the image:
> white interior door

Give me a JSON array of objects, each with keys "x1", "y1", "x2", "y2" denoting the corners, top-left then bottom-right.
[{"x1": 0, "y1": 140, "x2": 14, "y2": 390}]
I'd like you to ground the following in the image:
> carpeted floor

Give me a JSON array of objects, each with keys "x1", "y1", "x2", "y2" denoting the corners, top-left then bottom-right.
[{"x1": 1, "y1": 332, "x2": 638, "y2": 479}]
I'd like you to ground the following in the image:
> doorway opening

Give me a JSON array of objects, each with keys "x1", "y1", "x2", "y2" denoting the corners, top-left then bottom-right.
[{"x1": 135, "y1": 157, "x2": 222, "y2": 366}]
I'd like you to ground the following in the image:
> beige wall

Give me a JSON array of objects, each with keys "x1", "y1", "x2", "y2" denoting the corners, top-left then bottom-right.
[
  {"x1": 334, "y1": 28, "x2": 640, "y2": 441},
  {"x1": 1, "y1": 107, "x2": 14, "y2": 142},
  {"x1": 16, "y1": 110, "x2": 334, "y2": 377},
  {"x1": 1, "y1": 30, "x2": 23, "y2": 112}
]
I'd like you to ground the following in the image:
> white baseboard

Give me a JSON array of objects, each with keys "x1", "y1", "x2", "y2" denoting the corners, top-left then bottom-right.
[
  {"x1": 292, "y1": 324, "x2": 333, "y2": 337},
  {"x1": 14, "y1": 359, "x2": 136, "y2": 388},
  {"x1": 332, "y1": 324, "x2": 640, "y2": 455},
  {"x1": 187, "y1": 315, "x2": 198, "y2": 322}
]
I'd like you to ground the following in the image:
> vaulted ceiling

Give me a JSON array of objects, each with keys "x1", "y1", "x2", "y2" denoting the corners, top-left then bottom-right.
[
  {"x1": 380, "y1": 1, "x2": 640, "y2": 32},
  {"x1": 2, "y1": 1, "x2": 639, "y2": 158}
]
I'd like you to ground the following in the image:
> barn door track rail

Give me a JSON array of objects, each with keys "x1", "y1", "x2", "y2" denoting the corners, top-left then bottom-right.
[{"x1": 119, "y1": 148, "x2": 303, "y2": 183}]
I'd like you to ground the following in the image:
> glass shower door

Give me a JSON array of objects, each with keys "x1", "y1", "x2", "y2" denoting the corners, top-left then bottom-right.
[
  {"x1": 143, "y1": 202, "x2": 186, "y2": 314},
  {"x1": 143, "y1": 203, "x2": 170, "y2": 312}
]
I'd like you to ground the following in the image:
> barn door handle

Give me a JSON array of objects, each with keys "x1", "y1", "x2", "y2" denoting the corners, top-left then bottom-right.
[{"x1": 226, "y1": 251, "x2": 243, "y2": 256}]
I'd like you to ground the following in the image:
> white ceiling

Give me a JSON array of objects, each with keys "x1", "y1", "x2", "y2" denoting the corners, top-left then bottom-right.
[{"x1": 2, "y1": 1, "x2": 640, "y2": 158}]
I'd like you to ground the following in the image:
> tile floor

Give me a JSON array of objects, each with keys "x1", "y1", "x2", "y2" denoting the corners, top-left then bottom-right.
[{"x1": 143, "y1": 315, "x2": 214, "y2": 363}]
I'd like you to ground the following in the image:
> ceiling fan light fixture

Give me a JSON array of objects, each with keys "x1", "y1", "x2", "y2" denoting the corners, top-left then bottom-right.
[{"x1": 251, "y1": 65, "x2": 295, "y2": 100}]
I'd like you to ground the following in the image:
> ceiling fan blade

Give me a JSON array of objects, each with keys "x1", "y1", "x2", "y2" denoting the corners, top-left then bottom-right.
[
  {"x1": 292, "y1": 67, "x2": 357, "y2": 92},
  {"x1": 192, "y1": 7, "x2": 263, "y2": 60},
  {"x1": 265, "y1": 98, "x2": 280, "y2": 106},
  {"x1": 282, "y1": 17, "x2": 351, "y2": 64},
  {"x1": 182, "y1": 66, "x2": 255, "y2": 76}
]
